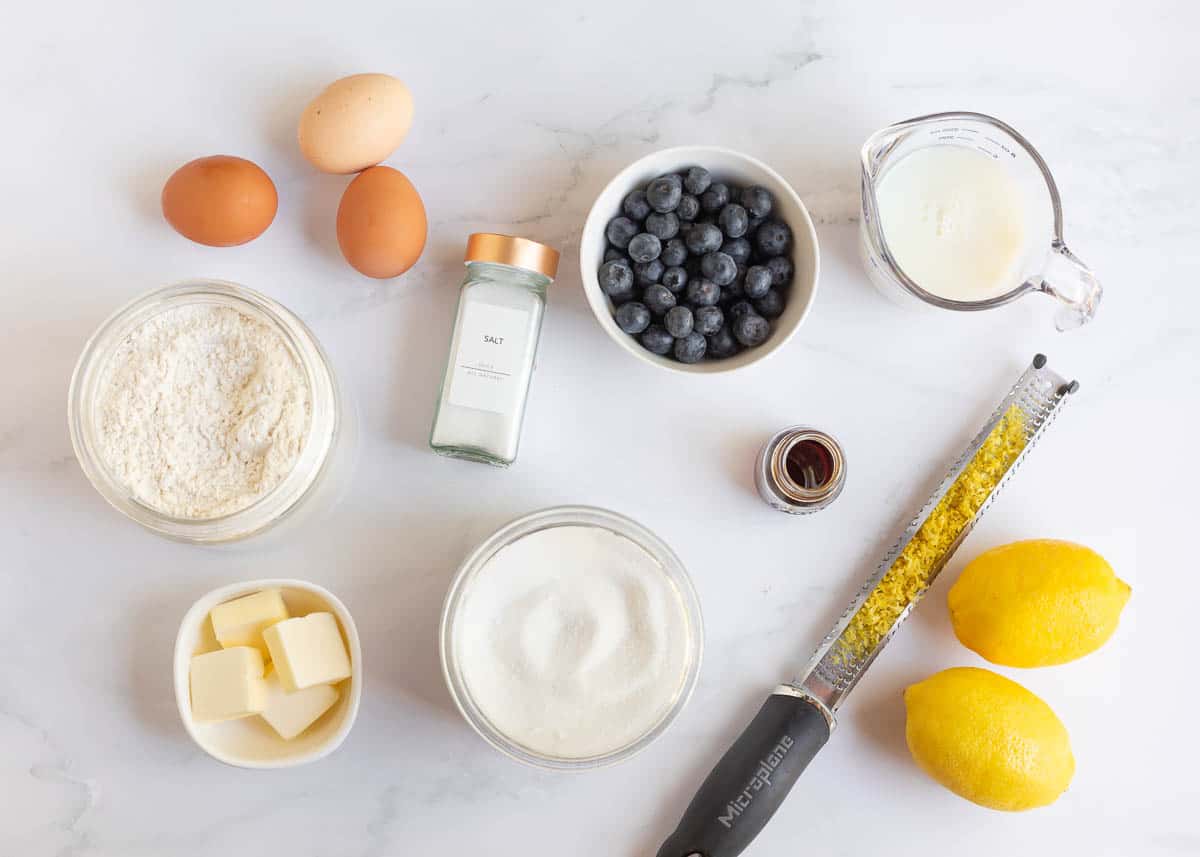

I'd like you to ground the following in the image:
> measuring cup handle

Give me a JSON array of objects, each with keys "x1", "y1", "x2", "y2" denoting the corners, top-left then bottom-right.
[{"x1": 1037, "y1": 242, "x2": 1103, "y2": 330}]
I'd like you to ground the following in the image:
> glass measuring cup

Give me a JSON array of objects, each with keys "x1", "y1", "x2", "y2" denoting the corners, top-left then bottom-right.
[{"x1": 859, "y1": 111, "x2": 1102, "y2": 330}]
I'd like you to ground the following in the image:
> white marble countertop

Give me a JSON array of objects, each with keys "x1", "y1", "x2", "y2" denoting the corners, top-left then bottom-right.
[{"x1": 2, "y1": 1, "x2": 1195, "y2": 855}]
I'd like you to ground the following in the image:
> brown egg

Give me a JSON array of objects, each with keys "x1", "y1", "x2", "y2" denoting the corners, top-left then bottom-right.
[
  {"x1": 161, "y1": 155, "x2": 278, "y2": 247},
  {"x1": 336, "y1": 166, "x2": 427, "y2": 278}
]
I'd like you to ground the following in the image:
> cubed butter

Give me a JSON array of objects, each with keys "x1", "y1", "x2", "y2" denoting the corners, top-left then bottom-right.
[
  {"x1": 209, "y1": 589, "x2": 289, "y2": 657},
  {"x1": 260, "y1": 667, "x2": 340, "y2": 740},
  {"x1": 190, "y1": 646, "x2": 267, "y2": 722},
  {"x1": 263, "y1": 612, "x2": 352, "y2": 692}
]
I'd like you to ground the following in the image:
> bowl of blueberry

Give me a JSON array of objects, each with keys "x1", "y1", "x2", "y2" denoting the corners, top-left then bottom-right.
[{"x1": 581, "y1": 146, "x2": 818, "y2": 372}]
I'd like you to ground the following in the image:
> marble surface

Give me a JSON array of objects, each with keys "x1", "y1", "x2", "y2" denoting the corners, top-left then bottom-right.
[{"x1": 1, "y1": 1, "x2": 1195, "y2": 854}]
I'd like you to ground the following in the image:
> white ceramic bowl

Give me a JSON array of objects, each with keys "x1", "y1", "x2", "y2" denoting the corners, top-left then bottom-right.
[
  {"x1": 174, "y1": 579, "x2": 362, "y2": 768},
  {"x1": 580, "y1": 146, "x2": 820, "y2": 374}
]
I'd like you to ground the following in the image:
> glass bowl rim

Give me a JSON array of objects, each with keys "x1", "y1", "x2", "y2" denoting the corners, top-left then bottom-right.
[
  {"x1": 439, "y1": 504, "x2": 704, "y2": 771},
  {"x1": 67, "y1": 278, "x2": 341, "y2": 543}
]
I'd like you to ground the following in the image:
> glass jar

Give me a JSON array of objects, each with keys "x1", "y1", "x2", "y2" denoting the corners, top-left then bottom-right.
[
  {"x1": 68, "y1": 280, "x2": 351, "y2": 544},
  {"x1": 429, "y1": 233, "x2": 559, "y2": 466},
  {"x1": 755, "y1": 426, "x2": 847, "y2": 514}
]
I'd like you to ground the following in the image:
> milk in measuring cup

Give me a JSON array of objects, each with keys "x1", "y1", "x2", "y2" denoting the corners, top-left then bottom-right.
[{"x1": 875, "y1": 146, "x2": 1027, "y2": 302}]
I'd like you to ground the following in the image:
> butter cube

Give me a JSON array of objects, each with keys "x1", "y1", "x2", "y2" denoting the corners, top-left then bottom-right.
[
  {"x1": 260, "y1": 668, "x2": 340, "y2": 740},
  {"x1": 190, "y1": 647, "x2": 267, "y2": 722},
  {"x1": 263, "y1": 612, "x2": 352, "y2": 692},
  {"x1": 209, "y1": 589, "x2": 289, "y2": 658}
]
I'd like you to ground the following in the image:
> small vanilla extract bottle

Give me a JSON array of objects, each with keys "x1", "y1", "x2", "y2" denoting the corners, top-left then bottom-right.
[
  {"x1": 755, "y1": 426, "x2": 847, "y2": 514},
  {"x1": 429, "y1": 233, "x2": 559, "y2": 467}
]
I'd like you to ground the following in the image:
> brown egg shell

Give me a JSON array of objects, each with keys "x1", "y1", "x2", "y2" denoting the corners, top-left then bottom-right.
[
  {"x1": 336, "y1": 166, "x2": 428, "y2": 279},
  {"x1": 161, "y1": 155, "x2": 278, "y2": 247}
]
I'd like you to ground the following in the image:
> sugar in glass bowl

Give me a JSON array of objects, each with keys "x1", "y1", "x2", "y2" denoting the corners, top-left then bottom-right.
[{"x1": 440, "y1": 505, "x2": 703, "y2": 770}]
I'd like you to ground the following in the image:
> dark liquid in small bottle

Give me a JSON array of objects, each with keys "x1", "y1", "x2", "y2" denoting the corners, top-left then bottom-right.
[{"x1": 784, "y1": 438, "x2": 835, "y2": 489}]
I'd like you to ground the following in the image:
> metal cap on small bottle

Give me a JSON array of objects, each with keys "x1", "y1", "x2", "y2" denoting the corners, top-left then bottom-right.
[
  {"x1": 754, "y1": 427, "x2": 846, "y2": 514},
  {"x1": 465, "y1": 233, "x2": 560, "y2": 279}
]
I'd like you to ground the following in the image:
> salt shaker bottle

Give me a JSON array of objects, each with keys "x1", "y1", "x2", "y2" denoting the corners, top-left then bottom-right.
[{"x1": 429, "y1": 233, "x2": 559, "y2": 467}]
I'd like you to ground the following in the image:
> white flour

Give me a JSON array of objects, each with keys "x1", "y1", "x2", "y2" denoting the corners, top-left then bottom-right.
[
  {"x1": 95, "y1": 304, "x2": 311, "y2": 519},
  {"x1": 455, "y1": 525, "x2": 692, "y2": 759}
]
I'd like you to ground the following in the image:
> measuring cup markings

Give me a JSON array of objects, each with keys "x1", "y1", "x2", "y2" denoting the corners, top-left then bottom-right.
[{"x1": 859, "y1": 111, "x2": 1101, "y2": 329}]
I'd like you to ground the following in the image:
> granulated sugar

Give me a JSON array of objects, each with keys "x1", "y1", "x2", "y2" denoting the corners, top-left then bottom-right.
[
  {"x1": 454, "y1": 525, "x2": 692, "y2": 760},
  {"x1": 94, "y1": 303, "x2": 311, "y2": 519}
]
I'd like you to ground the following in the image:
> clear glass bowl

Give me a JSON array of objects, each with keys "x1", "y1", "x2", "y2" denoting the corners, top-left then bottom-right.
[
  {"x1": 440, "y1": 505, "x2": 704, "y2": 771},
  {"x1": 68, "y1": 280, "x2": 348, "y2": 544}
]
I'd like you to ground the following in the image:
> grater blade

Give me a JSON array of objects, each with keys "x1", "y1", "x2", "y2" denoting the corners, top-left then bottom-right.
[{"x1": 794, "y1": 355, "x2": 1078, "y2": 713}]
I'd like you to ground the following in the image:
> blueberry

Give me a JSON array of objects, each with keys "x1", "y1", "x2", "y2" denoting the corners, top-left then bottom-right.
[
  {"x1": 740, "y1": 186, "x2": 774, "y2": 219},
  {"x1": 606, "y1": 216, "x2": 638, "y2": 249},
  {"x1": 673, "y1": 331, "x2": 707, "y2": 363},
  {"x1": 707, "y1": 325, "x2": 739, "y2": 358},
  {"x1": 642, "y1": 283, "x2": 676, "y2": 316},
  {"x1": 664, "y1": 305, "x2": 694, "y2": 338},
  {"x1": 744, "y1": 265, "x2": 772, "y2": 300},
  {"x1": 685, "y1": 222, "x2": 724, "y2": 255},
  {"x1": 645, "y1": 211, "x2": 680, "y2": 240},
  {"x1": 598, "y1": 259, "x2": 635, "y2": 301},
  {"x1": 683, "y1": 166, "x2": 713, "y2": 196},
  {"x1": 676, "y1": 194, "x2": 700, "y2": 222},
  {"x1": 634, "y1": 259, "x2": 664, "y2": 286},
  {"x1": 746, "y1": 215, "x2": 765, "y2": 235},
  {"x1": 622, "y1": 190, "x2": 652, "y2": 221},
  {"x1": 615, "y1": 301, "x2": 651, "y2": 334},
  {"x1": 686, "y1": 277, "x2": 720, "y2": 307},
  {"x1": 640, "y1": 324, "x2": 674, "y2": 356},
  {"x1": 765, "y1": 255, "x2": 793, "y2": 286},
  {"x1": 753, "y1": 220, "x2": 791, "y2": 257},
  {"x1": 661, "y1": 266, "x2": 688, "y2": 293},
  {"x1": 603, "y1": 247, "x2": 626, "y2": 263},
  {"x1": 718, "y1": 203, "x2": 749, "y2": 239},
  {"x1": 727, "y1": 300, "x2": 756, "y2": 321},
  {"x1": 733, "y1": 312, "x2": 770, "y2": 347},
  {"x1": 721, "y1": 237, "x2": 752, "y2": 266},
  {"x1": 701, "y1": 182, "x2": 731, "y2": 213},
  {"x1": 700, "y1": 251, "x2": 737, "y2": 286},
  {"x1": 694, "y1": 304, "x2": 724, "y2": 335},
  {"x1": 754, "y1": 288, "x2": 785, "y2": 319},
  {"x1": 661, "y1": 238, "x2": 687, "y2": 267},
  {"x1": 628, "y1": 232, "x2": 662, "y2": 263},
  {"x1": 646, "y1": 174, "x2": 683, "y2": 213}
]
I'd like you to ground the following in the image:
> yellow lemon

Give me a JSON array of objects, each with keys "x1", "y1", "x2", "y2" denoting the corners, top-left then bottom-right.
[
  {"x1": 904, "y1": 667, "x2": 1074, "y2": 811},
  {"x1": 948, "y1": 539, "x2": 1130, "y2": 668}
]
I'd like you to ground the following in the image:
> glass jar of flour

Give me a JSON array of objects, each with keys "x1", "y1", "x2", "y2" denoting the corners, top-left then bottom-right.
[
  {"x1": 430, "y1": 234, "x2": 559, "y2": 466},
  {"x1": 68, "y1": 280, "x2": 349, "y2": 543}
]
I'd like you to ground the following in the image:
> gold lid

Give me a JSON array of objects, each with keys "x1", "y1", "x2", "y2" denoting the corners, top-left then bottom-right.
[
  {"x1": 770, "y1": 429, "x2": 846, "y2": 507},
  {"x1": 465, "y1": 233, "x2": 559, "y2": 279}
]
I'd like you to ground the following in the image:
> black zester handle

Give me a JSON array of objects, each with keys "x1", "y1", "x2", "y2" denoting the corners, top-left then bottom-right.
[{"x1": 656, "y1": 693, "x2": 832, "y2": 857}]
